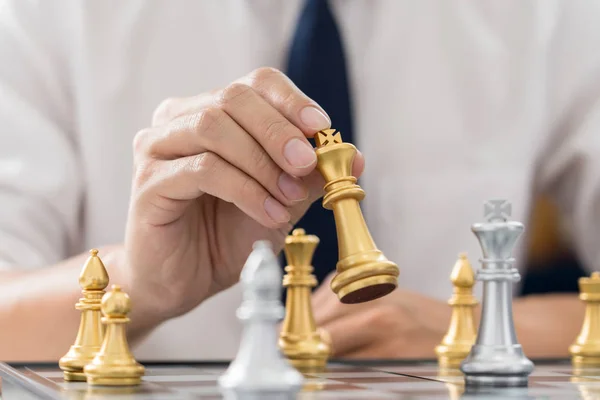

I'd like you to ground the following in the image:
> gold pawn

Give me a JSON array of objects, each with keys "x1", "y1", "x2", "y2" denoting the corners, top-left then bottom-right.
[
  {"x1": 84, "y1": 284, "x2": 145, "y2": 385},
  {"x1": 278, "y1": 229, "x2": 331, "y2": 372},
  {"x1": 314, "y1": 129, "x2": 399, "y2": 304},
  {"x1": 59, "y1": 249, "x2": 110, "y2": 381},
  {"x1": 570, "y1": 272, "x2": 600, "y2": 368},
  {"x1": 435, "y1": 253, "x2": 478, "y2": 369}
]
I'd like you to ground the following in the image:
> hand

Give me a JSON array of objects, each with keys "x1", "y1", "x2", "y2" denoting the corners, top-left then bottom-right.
[
  {"x1": 312, "y1": 274, "x2": 451, "y2": 359},
  {"x1": 123, "y1": 67, "x2": 364, "y2": 323}
]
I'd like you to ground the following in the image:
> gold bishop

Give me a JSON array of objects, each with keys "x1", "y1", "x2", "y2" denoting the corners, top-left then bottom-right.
[
  {"x1": 570, "y1": 272, "x2": 600, "y2": 369},
  {"x1": 314, "y1": 128, "x2": 399, "y2": 303},
  {"x1": 278, "y1": 229, "x2": 330, "y2": 371},
  {"x1": 59, "y1": 249, "x2": 109, "y2": 381},
  {"x1": 435, "y1": 253, "x2": 478, "y2": 369}
]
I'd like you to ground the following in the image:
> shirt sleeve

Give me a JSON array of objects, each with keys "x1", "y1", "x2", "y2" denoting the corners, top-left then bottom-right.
[
  {"x1": 535, "y1": 2, "x2": 600, "y2": 274},
  {"x1": 0, "y1": 0, "x2": 81, "y2": 269}
]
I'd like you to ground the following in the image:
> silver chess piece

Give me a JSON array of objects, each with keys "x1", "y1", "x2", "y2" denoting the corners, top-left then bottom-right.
[
  {"x1": 460, "y1": 200, "x2": 534, "y2": 387},
  {"x1": 219, "y1": 240, "x2": 304, "y2": 399}
]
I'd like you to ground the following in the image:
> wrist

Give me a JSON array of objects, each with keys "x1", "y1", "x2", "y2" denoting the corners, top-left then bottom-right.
[{"x1": 104, "y1": 245, "x2": 167, "y2": 338}]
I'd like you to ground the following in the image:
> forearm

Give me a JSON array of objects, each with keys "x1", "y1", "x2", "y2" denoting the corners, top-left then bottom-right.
[
  {"x1": 514, "y1": 293, "x2": 584, "y2": 358},
  {"x1": 0, "y1": 246, "x2": 161, "y2": 362}
]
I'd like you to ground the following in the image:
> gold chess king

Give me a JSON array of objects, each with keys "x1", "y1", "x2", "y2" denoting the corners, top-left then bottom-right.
[{"x1": 313, "y1": 128, "x2": 400, "y2": 303}]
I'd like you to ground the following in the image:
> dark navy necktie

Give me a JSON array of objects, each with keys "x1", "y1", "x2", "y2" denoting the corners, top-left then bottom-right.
[{"x1": 284, "y1": 0, "x2": 354, "y2": 288}]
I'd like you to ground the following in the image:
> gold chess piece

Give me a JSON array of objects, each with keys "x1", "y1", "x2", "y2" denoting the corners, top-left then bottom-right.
[
  {"x1": 278, "y1": 228, "x2": 331, "y2": 372},
  {"x1": 435, "y1": 253, "x2": 478, "y2": 369},
  {"x1": 570, "y1": 272, "x2": 600, "y2": 368},
  {"x1": 59, "y1": 249, "x2": 110, "y2": 381},
  {"x1": 84, "y1": 285, "x2": 145, "y2": 386},
  {"x1": 314, "y1": 128, "x2": 399, "y2": 303}
]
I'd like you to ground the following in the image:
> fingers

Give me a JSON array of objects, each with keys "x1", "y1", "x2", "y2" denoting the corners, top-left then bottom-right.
[
  {"x1": 154, "y1": 68, "x2": 331, "y2": 139},
  {"x1": 151, "y1": 68, "x2": 331, "y2": 178},
  {"x1": 133, "y1": 153, "x2": 290, "y2": 228},
  {"x1": 235, "y1": 67, "x2": 331, "y2": 137},
  {"x1": 216, "y1": 81, "x2": 319, "y2": 176},
  {"x1": 141, "y1": 66, "x2": 361, "y2": 229},
  {"x1": 136, "y1": 110, "x2": 308, "y2": 208}
]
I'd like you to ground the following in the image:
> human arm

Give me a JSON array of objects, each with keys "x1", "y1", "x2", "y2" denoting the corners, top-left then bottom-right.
[
  {"x1": 0, "y1": 245, "x2": 167, "y2": 362},
  {"x1": 514, "y1": 293, "x2": 584, "y2": 358},
  {"x1": 311, "y1": 277, "x2": 584, "y2": 359}
]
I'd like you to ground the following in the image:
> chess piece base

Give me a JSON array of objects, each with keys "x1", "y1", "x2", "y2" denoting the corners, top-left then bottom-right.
[
  {"x1": 62, "y1": 370, "x2": 86, "y2": 382},
  {"x1": 436, "y1": 342, "x2": 473, "y2": 369},
  {"x1": 331, "y1": 251, "x2": 399, "y2": 304},
  {"x1": 59, "y1": 345, "x2": 100, "y2": 382},
  {"x1": 288, "y1": 356, "x2": 328, "y2": 373},
  {"x1": 220, "y1": 388, "x2": 301, "y2": 400},
  {"x1": 437, "y1": 353, "x2": 468, "y2": 370},
  {"x1": 572, "y1": 355, "x2": 600, "y2": 368},
  {"x1": 337, "y1": 279, "x2": 396, "y2": 304},
  {"x1": 464, "y1": 375, "x2": 528, "y2": 388},
  {"x1": 461, "y1": 343, "x2": 534, "y2": 388},
  {"x1": 85, "y1": 364, "x2": 145, "y2": 386},
  {"x1": 87, "y1": 376, "x2": 143, "y2": 386}
]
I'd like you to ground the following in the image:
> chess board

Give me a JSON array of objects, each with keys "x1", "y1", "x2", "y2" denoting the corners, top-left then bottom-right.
[{"x1": 2, "y1": 360, "x2": 600, "y2": 399}]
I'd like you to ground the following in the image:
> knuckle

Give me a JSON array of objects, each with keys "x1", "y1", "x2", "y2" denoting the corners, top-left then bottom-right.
[
  {"x1": 249, "y1": 67, "x2": 282, "y2": 84},
  {"x1": 191, "y1": 107, "x2": 225, "y2": 140},
  {"x1": 132, "y1": 159, "x2": 157, "y2": 189},
  {"x1": 189, "y1": 152, "x2": 219, "y2": 177},
  {"x1": 132, "y1": 128, "x2": 154, "y2": 155},
  {"x1": 262, "y1": 118, "x2": 290, "y2": 143},
  {"x1": 152, "y1": 97, "x2": 180, "y2": 126},
  {"x1": 364, "y1": 306, "x2": 394, "y2": 330},
  {"x1": 220, "y1": 83, "x2": 252, "y2": 106},
  {"x1": 239, "y1": 176, "x2": 262, "y2": 201},
  {"x1": 248, "y1": 146, "x2": 273, "y2": 175}
]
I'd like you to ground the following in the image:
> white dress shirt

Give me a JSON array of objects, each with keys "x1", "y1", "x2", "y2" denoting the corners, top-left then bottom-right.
[{"x1": 1, "y1": 0, "x2": 600, "y2": 360}]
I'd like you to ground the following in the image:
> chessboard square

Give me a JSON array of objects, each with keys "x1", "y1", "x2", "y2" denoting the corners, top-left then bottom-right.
[
  {"x1": 334, "y1": 376, "x2": 428, "y2": 385},
  {"x1": 529, "y1": 375, "x2": 581, "y2": 383},
  {"x1": 353, "y1": 380, "x2": 450, "y2": 391},
  {"x1": 31, "y1": 370, "x2": 64, "y2": 379},
  {"x1": 304, "y1": 383, "x2": 366, "y2": 391},
  {"x1": 304, "y1": 378, "x2": 349, "y2": 386},
  {"x1": 298, "y1": 389, "x2": 396, "y2": 399},
  {"x1": 529, "y1": 368, "x2": 575, "y2": 378},
  {"x1": 313, "y1": 371, "x2": 401, "y2": 379},
  {"x1": 176, "y1": 385, "x2": 222, "y2": 396},
  {"x1": 150, "y1": 380, "x2": 219, "y2": 388},
  {"x1": 544, "y1": 381, "x2": 600, "y2": 389},
  {"x1": 56, "y1": 381, "x2": 89, "y2": 390},
  {"x1": 371, "y1": 365, "x2": 441, "y2": 375},
  {"x1": 324, "y1": 364, "x2": 378, "y2": 371},
  {"x1": 144, "y1": 366, "x2": 207, "y2": 375},
  {"x1": 143, "y1": 374, "x2": 218, "y2": 383}
]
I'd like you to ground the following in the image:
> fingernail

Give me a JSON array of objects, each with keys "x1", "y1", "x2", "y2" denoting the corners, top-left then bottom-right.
[
  {"x1": 300, "y1": 106, "x2": 331, "y2": 130},
  {"x1": 283, "y1": 138, "x2": 317, "y2": 168},
  {"x1": 264, "y1": 196, "x2": 291, "y2": 223},
  {"x1": 278, "y1": 173, "x2": 308, "y2": 202}
]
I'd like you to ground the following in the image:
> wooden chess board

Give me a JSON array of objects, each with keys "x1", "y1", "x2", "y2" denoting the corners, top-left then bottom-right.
[{"x1": 2, "y1": 359, "x2": 600, "y2": 399}]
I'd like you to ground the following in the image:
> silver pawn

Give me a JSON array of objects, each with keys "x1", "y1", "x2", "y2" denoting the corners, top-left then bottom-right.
[
  {"x1": 460, "y1": 200, "x2": 534, "y2": 387},
  {"x1": 219, "y1": 240, "x2": 304, "y2": 399}
]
